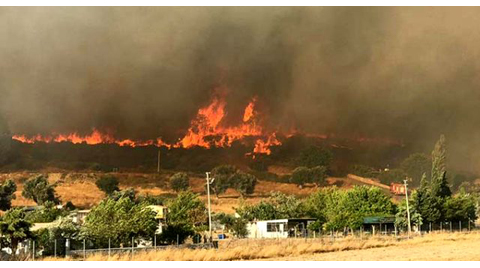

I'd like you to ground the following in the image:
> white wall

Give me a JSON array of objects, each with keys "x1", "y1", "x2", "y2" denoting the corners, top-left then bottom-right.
[{"x1": 247, "y1": 219, "x2": 289, "y2": 239}]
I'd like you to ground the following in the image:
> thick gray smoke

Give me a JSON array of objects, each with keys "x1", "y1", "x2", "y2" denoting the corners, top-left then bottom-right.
[{"x1": 1, "y1": 7, "x2": 479, "y2": 172}]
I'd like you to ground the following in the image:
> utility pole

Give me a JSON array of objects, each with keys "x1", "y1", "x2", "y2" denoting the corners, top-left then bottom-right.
[
  {"x1": 157, "y1": 150, "x2": 161, "y2": 173},
  {"x1": 206, "y1": 172, "x2": 214, "y2": 242},
  {"x1": 404, "y1": 179, "x2": 412, "y2": 238}
]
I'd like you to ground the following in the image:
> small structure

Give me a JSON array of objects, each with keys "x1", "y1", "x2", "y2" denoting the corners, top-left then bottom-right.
[
  {"x1": 246, "y1": 218, "x2": 316, "y2": 239},
  {"x1": 71, "y1": 209, "x2": 91, "y2": 224},
  {"x1": 362, "y1": 216, "x2": 396, "y2": 235},
  {"x1": 390, "y1": 183, "x2": 406, "y2": 195},
  {"x1": 147, "y1": 205, "x2": 168, "y2": 234}
]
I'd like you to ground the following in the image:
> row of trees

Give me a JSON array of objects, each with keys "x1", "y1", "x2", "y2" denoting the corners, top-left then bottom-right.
[
  {"x1": 396, "y1": 135, "x2": 477, "y2": 230},
  {"x1": 232, "y1": 186, "x2": 396, "y2": 234},
  {"x1": 0, "y1": 186, "x2": 208, "y2": 256}
]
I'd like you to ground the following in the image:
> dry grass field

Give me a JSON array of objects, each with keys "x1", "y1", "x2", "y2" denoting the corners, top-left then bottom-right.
[
  {"x1": 41, "y1": 232, "x2": 480, "y2": 261},
  {"x1": 0, "y1": 171, "x2": 332, "y2": 212}
]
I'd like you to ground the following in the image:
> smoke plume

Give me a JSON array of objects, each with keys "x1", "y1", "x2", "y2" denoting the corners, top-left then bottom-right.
[{"x1": 1, "y1": 7, "x2": 479, "y2": 172}]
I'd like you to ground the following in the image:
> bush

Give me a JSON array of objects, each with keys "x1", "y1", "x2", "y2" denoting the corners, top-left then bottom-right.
[
  {"x1": 290, "y1": 167, "x2": 311, "y2": 187},
  {"x1": 297, "y1": 146, "x2": 333, "y2": 168},
  {"x1": 210, "y1": 165, "x2": 237, "y2": 197},
  {"x1": 231, "y1": 172, "x2": 257, "y2": 196},
  {"x1": 22, "y1": 175, "x2": 60, "y2": 205},
  {"x1": 349, "y1": 164, "x2": 379, "y2": 178},
  {"x1": 310, "y1": 166, "x2": 328, "y2": 186},
  {"x1": 378, "y1": 169, "x2": 407, "y2": 185},
  {"x1": 169, "y1": 172, "x2": 190, "y2": 192},
  {"x1": 95, "y1": 175, "x2": 120, "y2": 195}
]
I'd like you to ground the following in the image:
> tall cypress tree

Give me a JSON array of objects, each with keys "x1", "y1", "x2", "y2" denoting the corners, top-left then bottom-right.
[
  {"x1": 430, "y1": 135, "x2": 451, "y2": 199},
  {"x1": 431, "y1": 134, "x2": 446, "y2": 185}
]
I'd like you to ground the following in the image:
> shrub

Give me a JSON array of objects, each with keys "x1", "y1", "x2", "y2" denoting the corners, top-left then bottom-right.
[
  {"x1": 349, "y1": 164, "x2": 379, "y2": 178},
  {"x1": 231, "y1": 172, "x2": 257, "y2": 197},
  {"x1": 310, "y1": 166, "x2": 328, "y2": 186},
  {"x1": 95, "y1": 175, "x2": 120, "y2": 195},
  {"x1": 297, "y1": 146, "x2": 333, "y2": 168},
  {"x1": 378, "y1": 169, "x2": 407, "y2": 185},
  {"x1": 290, "y1": 166, "x2": 311, "y2": 187},
  {"x1": 169, "y1": 172, "x2": 190, "y2": 192},
  {"x1": 210, "y1": 165, "x2": 237, "y2": 197}
]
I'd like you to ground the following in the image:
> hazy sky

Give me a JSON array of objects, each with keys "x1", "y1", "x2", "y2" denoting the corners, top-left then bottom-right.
[{"x1": 1, "y1": 7, "x2": 479, "y2": 172}]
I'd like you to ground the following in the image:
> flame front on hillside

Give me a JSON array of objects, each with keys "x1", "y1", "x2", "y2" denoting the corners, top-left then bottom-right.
[{"x1": 12, "y1": 91, "x2": 282, "y2": 156}]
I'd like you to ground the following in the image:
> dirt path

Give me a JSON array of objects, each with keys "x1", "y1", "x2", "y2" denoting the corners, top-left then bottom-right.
[{"x1": 263, "y1": 233, "x2": 480, "y2": 261}]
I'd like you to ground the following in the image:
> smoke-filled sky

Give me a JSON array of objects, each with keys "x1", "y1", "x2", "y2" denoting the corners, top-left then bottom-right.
[{"x1": 1, "y1": 7, "x2": 480, "y2": 172}]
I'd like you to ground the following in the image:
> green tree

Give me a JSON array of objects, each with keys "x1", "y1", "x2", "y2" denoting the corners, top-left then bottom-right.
[
  {"x1": 169, "y1": 172, "x2": 190, "y2": 192},
  {"x1": 81, "y1": 197, "x2": 157, "y2": 248},
  {"x1": 235, "y1": 200, "x2": 277, "y2": 221},
  {"x1": 0, "y1": 179, "x2": 16, "y2": 211},
  {"x1": 297, "y1": 146, "x2": 333, "y2": 168},
  {"x1": 162, "y1": 191, "x2": 207, "y2": 244},
  {"x1": 411, "y1": 174, "x2": 439, "y2": 224},
  {"x1": 34, "y1": 217, "x2": 80, "y2": 256},
  {"x1": 25, "y1": 201, "x2": 68, "y2": 223},
  {"x1": 95, "y1": 175, "x2": 120, "y2": 195},
  {"x1": 110, "y1": 188, "x2": 137, "y2": 201},
  {"x1": 401, "y1": 153, "x2": 431, "y2": 187},
  {"x1": 378, "y1": 169, "x2": 407, "y2": 185},
  {"x1": 430, "y1": 135, "x2": 451, "y2": 199},
  {"x1": 443, "y1": 191, "x2": 477, "y2": 224},
  {"x1": 304, "y1": 188, "x2": 331, "y2": 230},
  {"x1": 341, "y1": 186, "x2": 397, "y2": 230},
  {"x1": 290, "y1": 166, "x2": 311, "y2": 187},
  {"x1": 349, "y1": 164, "x2": 379, "y2": 178},
  {"x1": 431, "y1": 134, "x2": 446, "y2": 185},
  {"x1": 395, "y1": 200, "x2": 423, "y2": 230},
  {"x1": 22, "y1": 175, "x2": 60, "y2": 205},
  {"x1": 213, "y1": 212, "x2": 248, "y2": 238},
  {"x1": 231, "y1": 172, "x2": 257, "y2": 197},
  {"x1": 235, "y1": 192, "x2": 304, "y2": 221},
  {"x1": 210, "y1": 165, "x2": 237, "y2": 197},
  {"x1": 310, "y1": 166, "x2": 328, "y2": 186},
  {"x1": 0, "y1": 208, "x2": 34, "y2": 254}
]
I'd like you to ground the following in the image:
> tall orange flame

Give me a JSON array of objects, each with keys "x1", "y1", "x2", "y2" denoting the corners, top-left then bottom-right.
[{"x1": 11, "y1": 94, "x2": 281, "y2": 155}]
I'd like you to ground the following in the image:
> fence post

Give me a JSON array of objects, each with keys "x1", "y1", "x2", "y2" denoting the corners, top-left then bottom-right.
[
  {"x1": 32, "y1": 240, "x2": 35, "y2": 261},
  {"x1": 108, "y1": 238, "x2": 111, "y2": 258},
  {"x1": 469, "y1": 220, "x2": 471, "y2": 232},
  {"x1": 83, "y1": 239, "x2": 86, "y2": 260},
  {"x1": 440, "y1": 222, "x2": 443, "y2": 232},
  {"x1": 54, "y1": 239, "x2": 57, "y2": 258},
  {"x1": 459, "y1": 221, "x2": 462, "y2": 232},
  {"x1": 177, "y1": 234, "x2": 179, "y2": 246},
  {"x1": 131, "y1": 237, "x2": 134, "y2": 259},
  {"x1": 154, "y1": 235, "x2": 157, "y2": 249},
  {"x1": 450, "y1": 222, "x2": 452, "y2": 232},
  {"x1": 429, "y1": 222, "x2": 432, "y2": 233}
]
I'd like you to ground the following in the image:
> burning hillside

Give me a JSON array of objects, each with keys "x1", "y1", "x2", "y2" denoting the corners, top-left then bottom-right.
[{"x1": 12, "y1": 90, "x2": 283, "y2": 157}]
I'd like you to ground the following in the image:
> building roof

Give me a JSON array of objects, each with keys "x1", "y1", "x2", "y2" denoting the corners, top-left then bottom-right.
[{"x1": 363, "y1": 216, "x2": 396, "y2": 224}]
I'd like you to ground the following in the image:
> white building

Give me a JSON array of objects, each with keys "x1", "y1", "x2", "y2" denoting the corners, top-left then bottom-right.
[{"x1": 246, "y1": 218, "x2": 316, "y2": 239}]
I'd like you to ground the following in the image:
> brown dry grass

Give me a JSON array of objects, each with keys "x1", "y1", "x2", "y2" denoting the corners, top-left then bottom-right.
[
  {"x1": 1, "y1": 172, "x2": 327, "y2": 212},
  {"x1": 41, "y1": 232, "x2": 480, "y2": 261},
  {"x1": 0, "y1": 170, "x2": 408, "y2": 212}
]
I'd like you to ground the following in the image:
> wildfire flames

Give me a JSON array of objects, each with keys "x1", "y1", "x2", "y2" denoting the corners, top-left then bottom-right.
[{"x1": 12, "y1": 93, "x2": 282, "y2": 156}]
